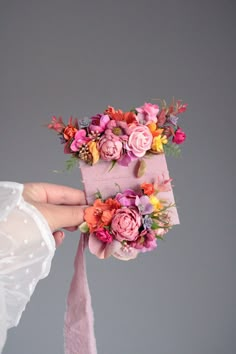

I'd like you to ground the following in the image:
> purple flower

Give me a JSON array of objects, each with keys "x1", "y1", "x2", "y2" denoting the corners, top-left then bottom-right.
[
  {"x1": 59, "y1": 135, "x2": 67, "y2": 144},
  {"x1": 117, "y1": 151, "x2": 137, "y2": 166},
  {"x1": 115, "y1": 189, "x2": 137, "y2": 207},
  {"x1": 168, "y1": 114, "x2": 179, "y2": 126},
  {"x1": 142, "y1": 215, "x2": 153, "y2": 230},
  {"x1": 135, "y1": 195, "x2": 154, "y2": 215}
]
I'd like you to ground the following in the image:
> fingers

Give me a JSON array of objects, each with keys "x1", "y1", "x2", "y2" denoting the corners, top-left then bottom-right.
[
  {"x1": 53, "y1": 230, "x2": 65, "y2": 247},
  {"x1": 24, "y1": 183, "x2": 86, "y2": 205},
  {"x1": 35, "y1": 203, "x2": 87, "y2": 231}
]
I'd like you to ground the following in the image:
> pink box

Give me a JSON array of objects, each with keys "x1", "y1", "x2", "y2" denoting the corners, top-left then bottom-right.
[{"x1": 79, "y1": 154, "x2": 179, "y2": 225}]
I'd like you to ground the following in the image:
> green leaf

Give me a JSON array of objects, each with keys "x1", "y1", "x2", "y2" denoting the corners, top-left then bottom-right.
[
  {"x1": 108, "y1": 160, "x2": 117, "y2": 172},
  {"x1": 65, "y1": 156, "x2": 78, "y2": 172},
  {"x1": 79, "y1": 222, "x2": 89, "y2": 233},
  {"x1": 151, "y1": 222, "x2": 160, "y2": 230},
  {"x1": 95, "y1": 189, "x2": 103, "y2": 200},
  {"x1": 163, "y1": 142, "x2": 181, "y2": 158}
]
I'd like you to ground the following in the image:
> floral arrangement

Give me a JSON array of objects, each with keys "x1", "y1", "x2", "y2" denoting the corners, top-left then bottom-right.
[
  {"x1": 47, "y1": 99, "x2": 187, "y2": 171},
  {"x1": 79, "y1": 176, "x2": 174, "y2": 260}
]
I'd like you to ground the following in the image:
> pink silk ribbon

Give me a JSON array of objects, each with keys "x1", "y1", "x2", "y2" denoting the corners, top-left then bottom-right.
[{"x1": 64, "y1": 233, "x2": 97, "y2": 354}]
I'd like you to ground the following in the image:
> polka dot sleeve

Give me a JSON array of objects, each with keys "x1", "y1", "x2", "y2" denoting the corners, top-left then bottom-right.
[{"x1": 0, "y1": 182, "x2": 56, "y2": 352}]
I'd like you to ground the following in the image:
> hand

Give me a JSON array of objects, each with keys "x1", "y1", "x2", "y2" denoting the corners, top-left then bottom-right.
[{"x1": 23, "y1": 183, "x2": 87, "y2": 247}]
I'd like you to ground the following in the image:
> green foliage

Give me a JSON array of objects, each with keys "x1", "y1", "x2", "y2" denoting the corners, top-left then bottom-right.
[
  {"x1": 65, "y1": 156, "x2": 78, "y2": 172},
  {"x1": 95, "y1": 189, "x2": 103, "y2": 200},
  {"x1": 163, "y1": 142, "x2": 181, "y2": 157}
]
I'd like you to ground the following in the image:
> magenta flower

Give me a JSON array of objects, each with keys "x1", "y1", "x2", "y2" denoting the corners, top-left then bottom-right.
[
  {"x1": 117, "y1": 151, "x2": 137, "y2": 166},
  {"x1": 89, "y1": 114, "x2": 110, "y2": 133},
  {"x1": 136, "y1": 102, "x2": 160, "y2": 125},
  {"x1": 70, "y1": 129, "x2": 91, "y2": 151},
  {"x1": 172, "y1": 128, "x2": 186, "y2": 144},
  {"x1": 130, "y1": 229, "x2": 157, "y2": 252},
  {"x1": 115, "y1": 189, "x2": 137, "y2": 207},
  {"x1": 95, "y1": 228, "x2": 113, "y2": 243}
]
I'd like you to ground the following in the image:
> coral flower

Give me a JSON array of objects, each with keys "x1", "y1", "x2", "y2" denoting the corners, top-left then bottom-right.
[
  {"x1": 140, "y1": 183, "x2": 155, "y2": 196},
  {"x1": 47, "y1": 116, "x2": 65, "y2": 133},
  {"x1": 105, "y1": 106, "x2": 137, "y2": 124},
  {"x1": 84, "y1": 198, "x2": 121, "y2": 232},
  {"x1": 63, "y1": 125, "x2": 78, "y2": 140}
]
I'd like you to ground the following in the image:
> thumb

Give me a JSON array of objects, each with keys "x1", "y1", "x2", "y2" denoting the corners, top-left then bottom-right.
[{"x1": 33, "y1": 203, "x2": 87, "y2": 231}]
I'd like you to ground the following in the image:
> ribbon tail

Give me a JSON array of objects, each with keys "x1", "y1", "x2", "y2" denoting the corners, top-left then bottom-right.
[{"x1": 64, "y1": 233, "x2": 97, "y2": 354}]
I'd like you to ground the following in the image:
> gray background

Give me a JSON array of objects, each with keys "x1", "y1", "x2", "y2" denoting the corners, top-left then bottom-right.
[{"x1": 0, "y1": 0, "x2": 235, "y2": 353}]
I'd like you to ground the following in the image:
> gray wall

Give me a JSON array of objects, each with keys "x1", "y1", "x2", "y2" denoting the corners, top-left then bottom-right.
[{"x1": 0, "y1": 0, "x2": 235, "y2": 353}]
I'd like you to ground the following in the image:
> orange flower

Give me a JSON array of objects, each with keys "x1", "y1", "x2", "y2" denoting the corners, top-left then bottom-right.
[
  {"x1": 147, "y1": 123, "x2": 164, "y2": 137},
  {"x1": 105, "y1": 106, "x2": 137, "y2": 124},
  {"x1": 88, "y1": 141, "x2": 100, "y2": 164},
  {"x1": 140, "y1": 183, "x2": 155, "y2": 196},
  {"x1": 63, "y1": 125, "x2": 78, "y2": 140},
  {"x1": 84, "y1": 198, "x2": 121, "y2": 232}
]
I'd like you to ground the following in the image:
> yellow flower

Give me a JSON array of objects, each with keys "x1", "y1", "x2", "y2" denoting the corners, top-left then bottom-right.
[
  {"x1": 151, "y1": 135, "x2": 168, "y2": 153},
  {"x1": 149, "y1": 195, "x2": 163, "y2": 211},
  {"x1": 88, "y1": 141, "x2": 100, "y2": 164}
]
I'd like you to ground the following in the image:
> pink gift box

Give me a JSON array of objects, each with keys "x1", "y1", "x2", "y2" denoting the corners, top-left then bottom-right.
[{"x1": 79, "y1": 154, "x2": 179, "y2": 225}]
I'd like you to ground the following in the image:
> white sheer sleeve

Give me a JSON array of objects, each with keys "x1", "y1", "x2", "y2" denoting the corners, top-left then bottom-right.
[{"x1": 0, "y1": 182, "x2": 56, "y2": 353}]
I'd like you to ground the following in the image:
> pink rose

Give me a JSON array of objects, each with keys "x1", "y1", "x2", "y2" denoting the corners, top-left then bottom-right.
[
  {"x1": 99, "y1": 135, "x2": 123, "y2": 161},
  {"x1": 127, "y1": 125, "x2": 153, "y2": 158},
  {"x1": 95, "y1": 228, "x2": 113, "y2": 243},
  {"x1": 172, "y1": 128, "x2": 186, "y2": 144},
  {"x1": 136, "y1": 102, "x2": 159, "y2": 125},
  {"x1": 111, "y1": 207, "x2": 141, "y2": 242}
]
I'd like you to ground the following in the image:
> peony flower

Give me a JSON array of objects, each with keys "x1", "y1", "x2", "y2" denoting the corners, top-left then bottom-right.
[
  {"x1": 151, "y1": 135, "x2": 168, "y2": 153},
  {"x1": 172, "y1": 128, "x2": 186, "y2": 144},
  {"x1": 135, "y1": 195, "x2": 154, "y2": 215},
  {"x1": 140, "y1": 183, "x2": 155, "y2": 196},
  {"x1": 111, "y1": 207, "x2": 141, "y2": 242},
  {"x1": 63, "y1": 125, "x2": 78, "y2": 140},
  {"x1": 70, "y1": 129, "x2": 91, "y2": 151},
  {"x1": 99, "y1": 135, "x2": 123, "y2": 161},
  {"x1": 89, "y1": 114, "x2": 110, "y2": 133},
  {"x1": 127, "y1": 125, "x2": 153, "y2": 158},
  {"x1": 95, "y1": 228, "x2": 113, "y2": 243},
  {"x1": 136, "y1": 102, "x2": 159, "y2": 125},
  {"x1": 115, "y1": 189, "x2": 137, "y2": 207}
]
